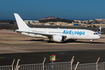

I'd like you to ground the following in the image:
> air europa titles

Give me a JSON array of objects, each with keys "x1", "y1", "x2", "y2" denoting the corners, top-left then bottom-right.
[{"x1": 62, "y1": 30, "x2": 85, "y2": 36}]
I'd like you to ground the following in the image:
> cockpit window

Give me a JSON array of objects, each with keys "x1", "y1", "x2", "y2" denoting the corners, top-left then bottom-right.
[{"x1": 94, "y1": 33, "x2": 98, "y2": 35}]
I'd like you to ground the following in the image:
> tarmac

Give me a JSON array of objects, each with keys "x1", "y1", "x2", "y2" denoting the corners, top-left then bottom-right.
[
  {"x1": 0, "y1": 31, "x2": 105, "y2": 65},
  {"x1": 0, "y1": 32, "x2": 105, "y2": 54}
]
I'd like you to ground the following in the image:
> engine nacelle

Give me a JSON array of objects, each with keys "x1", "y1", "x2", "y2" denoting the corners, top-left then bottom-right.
[{"x1": 53, "y1": 35, "x2": 65, "y2": 42}]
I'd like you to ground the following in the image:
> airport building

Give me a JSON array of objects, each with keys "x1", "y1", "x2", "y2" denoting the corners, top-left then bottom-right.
[{"x1": 24, "y1": 20, "x2": 39, "y2": 24}]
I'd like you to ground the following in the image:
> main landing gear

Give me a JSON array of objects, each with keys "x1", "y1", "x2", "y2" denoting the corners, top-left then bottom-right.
[{"x1": 48, "y1": 37, "x2": 52, "y2": 43}]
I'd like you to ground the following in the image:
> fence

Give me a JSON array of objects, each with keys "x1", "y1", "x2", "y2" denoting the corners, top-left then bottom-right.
[
  {"x1": 0, "y1": 65, "x2": 12, "y2": 70},
  {"x1": 0, "y1": 61, "x2": 105, "y2": 70}
]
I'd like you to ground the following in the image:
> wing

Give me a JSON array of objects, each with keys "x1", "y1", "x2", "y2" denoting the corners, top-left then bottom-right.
[{"x1": 16, "y1": 30, "x2": 54, "y2": 37}]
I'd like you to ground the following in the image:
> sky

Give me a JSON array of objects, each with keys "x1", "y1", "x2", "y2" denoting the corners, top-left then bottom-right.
[{"x1": 0, "y1": 0, "x2": 105, "y2": 20}]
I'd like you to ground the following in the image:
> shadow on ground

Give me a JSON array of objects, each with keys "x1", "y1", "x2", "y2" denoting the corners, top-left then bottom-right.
[
  {"x1": 24, "y1": 39, "x2": 105, "y2": 44},
  {"x1": 25, "y1": 39, "x2": 44, "y2": 41}
]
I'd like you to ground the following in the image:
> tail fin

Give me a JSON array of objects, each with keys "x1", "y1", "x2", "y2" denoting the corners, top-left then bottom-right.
[
  {"x1": 97, "y1": 27, "x2": 101, "y2": 35},
  {"x1": 14, "y1": 13, "x2": 29, "y2": 30}
]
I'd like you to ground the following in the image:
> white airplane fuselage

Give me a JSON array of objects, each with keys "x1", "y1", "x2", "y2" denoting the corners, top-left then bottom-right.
[
  {"x1": 14, "y1": 13, "x2": 100, "y2": 42},
  {"x1": 16, "y1": 28, "x2": 100, "y2": 39}
]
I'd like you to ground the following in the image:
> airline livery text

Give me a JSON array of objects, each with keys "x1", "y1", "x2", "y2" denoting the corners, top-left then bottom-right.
[{"x1": 62, "y1": 30, "x2": 85, "y2": 36}]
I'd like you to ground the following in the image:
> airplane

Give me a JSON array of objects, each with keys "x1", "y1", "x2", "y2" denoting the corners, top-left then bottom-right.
[{"x1": 14, "y1": 13, "x2": 100, "y2": 43}]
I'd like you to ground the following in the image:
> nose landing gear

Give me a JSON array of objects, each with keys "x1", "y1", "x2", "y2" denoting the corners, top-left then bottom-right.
[{"x1": 90, "y1": 40, "x2": 94, "y2": 43}]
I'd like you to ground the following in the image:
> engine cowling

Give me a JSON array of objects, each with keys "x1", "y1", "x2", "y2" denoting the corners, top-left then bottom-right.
[{"x1": 52, "y1": 35, "x2": 65, "y2": 42}]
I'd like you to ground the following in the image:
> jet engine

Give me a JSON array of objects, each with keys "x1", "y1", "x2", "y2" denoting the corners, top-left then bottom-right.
[{"x1": 52, "y1": 35, "x2": 66, "y2": 42}]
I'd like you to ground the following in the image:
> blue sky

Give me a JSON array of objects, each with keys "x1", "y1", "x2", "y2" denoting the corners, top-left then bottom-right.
[{"x1": 0, "y1": 0, "x2": 105, "y2": 20}]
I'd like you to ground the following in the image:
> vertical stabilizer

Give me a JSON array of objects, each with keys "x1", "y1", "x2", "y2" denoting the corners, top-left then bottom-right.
[
  {"x1": 14, "y1": 13, "x2": 29, "y2": 30},
  {"x1": 97, "y1": 27, "x2": 101, "y2": 35}
]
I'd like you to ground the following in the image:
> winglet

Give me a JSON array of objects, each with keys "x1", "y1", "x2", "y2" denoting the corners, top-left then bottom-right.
[{"x1": 14, "y1": 13, "x2": 29, "y2": 30}]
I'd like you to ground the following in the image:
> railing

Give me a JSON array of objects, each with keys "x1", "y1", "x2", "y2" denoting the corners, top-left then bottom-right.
[
  {"x1": 0, "y1": 65, "x2": 12, "y2": 70},
  {"x1": 0, "y1": 62, "x2": 105, "y2": 70}
]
